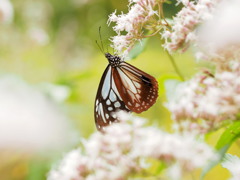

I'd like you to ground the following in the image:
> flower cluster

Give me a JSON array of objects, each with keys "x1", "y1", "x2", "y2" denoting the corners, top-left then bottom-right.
[
  {"x1": 164, "y1": 0, "x2": 240, "y2": 134},
  {"x1": 48, "y1": 113, "x2": 217, "y2": 180},
  {"x1": 108, "y1": 0, "x2": 161, "y2": 57},
  {"x1": 0, "y1": 0, "x2": 14, "y2": 24},
  {"x1": 196, "y1": 0, "x2": 240, "y2": 65},
  {"x1": 162, "y1": 0, "x2": 219, "y2": 53},
  {"x1": 166, "y1": 63, "x2": 240, "y2": 133}
]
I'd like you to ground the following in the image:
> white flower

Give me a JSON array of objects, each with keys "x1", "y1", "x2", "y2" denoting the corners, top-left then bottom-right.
[
  {"x1": 48, "y1": 149, "x2": 87, "y2": 180},
  {"x1": 222, "y1": 154, "x2": 240, "y2": 180},
  {"x1": 167, "y1": 163, "x2": 182, "y2": 180},
  {"x1": 28, "y1": 27, "x2": 49, "y2": 46},
  {"x1": 108, "y1": 0, "x2": 160, "y2": 56},
  {"x1": 162, "y1": 0, "x2": 219, "y2": 52},
  {"x1": 196, "y1": 0, "x2": 240, "y2": 63},
  {"x1": 0, "y1": 0, "x2": 14, "y2": 24},
  {"x1": 48, "y1": 113, "x2": 217, "y2": 180},
  {"x1": 0, "y1": 75, "x2": 74, "y2": 153},
  {"x1": 166, "y1": 66, "x2": 240, "y2": 133}
]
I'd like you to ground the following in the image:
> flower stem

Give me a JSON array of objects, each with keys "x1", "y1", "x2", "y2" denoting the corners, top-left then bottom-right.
[{"x1": 165, "y1": 50, "x2": 185, "y2": 81}]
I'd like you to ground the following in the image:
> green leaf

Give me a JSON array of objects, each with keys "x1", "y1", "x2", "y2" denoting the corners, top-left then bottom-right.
[
  {"x1": 161, "y1": 78, "x2": 181, "y2": 102},
  {"x1": 200, "y1": 145, "x2": 228, "y2": 180},
  {"x1": 128, "y1": 38, "x2": 148, "y2": 60},
  {"x1": 164, "y1": 0, "x2": 172, "y2": 4},
  {"x1": 158, "y1": 74, "x2": 182, "y2": 99},
  {"x1": 201, "y1": 121, "x2": 240, "y2": 179},
  {"x1": 215, "y1": 121, "x2": 240, "y2": 150}
]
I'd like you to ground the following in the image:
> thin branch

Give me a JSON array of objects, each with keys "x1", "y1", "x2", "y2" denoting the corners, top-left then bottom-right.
[
  {"x1": 166, "y1": 50, "x2": 185, "y2": 81},
  {"x1": 158, "y1": 2, "x2": 171, "y2": 29}
]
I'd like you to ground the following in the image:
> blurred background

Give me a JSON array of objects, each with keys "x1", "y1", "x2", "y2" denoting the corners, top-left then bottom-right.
[{"x1": 0, "y1": 0, "x2": 236, "y2": 179}]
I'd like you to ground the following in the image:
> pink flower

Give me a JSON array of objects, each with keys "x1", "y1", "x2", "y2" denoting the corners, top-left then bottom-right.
[
  {"x1": 48, "y1": 113, "x2": 217, "y2": 180},
  {"x1": 196, "y1": 0, "x2": 240, "y2": 65},
  {"x1": 108, "y1": 0, "x2": 160, "y2": 57},
  {"x1": 162, "y1": 0, "x2": 219, "y2": 53},
  {"x1": 0, "y1": 0, "x2": 14, "y2": 24},
  {"x1": 166, "y1": 65, "x2": 240, "y2": 133}
]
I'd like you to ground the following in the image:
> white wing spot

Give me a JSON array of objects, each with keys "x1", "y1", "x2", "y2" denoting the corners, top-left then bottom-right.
[
  {"x1": 106, "y1": 113, "x2": 109, "y2": 119},
  {"x1": 101, "y1": 68, "x2": 111, "y2": 99},
  {"x1": 99, "y1": 103, "x2": 107, "y2": 123},
  {"x1": 114, "y1": 101, "x2": 121, "y2": 108},
  {"x1": 135, "y1": 103, "x2": 140, "y2": 107},
  {"x1": 112, "y1": 76, "x2": 123, "y2": 101},
  {"x1": 127, "y1": 90, "x2": 136, "y2": 102},
  {"x1": 108, "y1": 107, "x2": 113, "y2": 111},
  {"x1": 106, "y1": 100, "x2": 111, "y2": 105},
  {"x1": 110, "y1": 90, "x2": 117, "y2": 102},
  {"x1": 133, "y1": 81, "x2": 141, "y2": 88},
  {"x1": 136, "y1": 94, "x2": 141, "y2": 100}
]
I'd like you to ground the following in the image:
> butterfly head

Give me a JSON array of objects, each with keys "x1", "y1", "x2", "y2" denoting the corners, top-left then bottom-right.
[{"x1": 105, "y1": 53, "x2": 121, "y2": 67}]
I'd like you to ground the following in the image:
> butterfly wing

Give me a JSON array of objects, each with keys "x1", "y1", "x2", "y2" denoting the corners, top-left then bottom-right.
[
  {"x1": 94, "y1": 65, "x2": 130, "y2": 131},
  {"x1": 113, "y1": 62, "x2": 158, "y2": 113}
]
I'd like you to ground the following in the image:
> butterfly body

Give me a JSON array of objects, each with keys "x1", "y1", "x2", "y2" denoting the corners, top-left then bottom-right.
[
  {"x1": 105, "y1": 53, "x2": 122, "y2": 67},
  {"x1": 95, "y1": 53, "x2": 158, "y2": 131}
]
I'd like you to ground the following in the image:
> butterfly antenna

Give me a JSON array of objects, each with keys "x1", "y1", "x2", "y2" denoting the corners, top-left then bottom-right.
[
  {"x1": 96, "y1": 40, "x2": 104, "y2": 54},
  {"x1": 98, "y1": 26, "x2": 105, "y2": 53}
]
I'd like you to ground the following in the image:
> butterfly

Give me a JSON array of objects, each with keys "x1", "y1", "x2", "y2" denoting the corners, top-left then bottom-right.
[{"x1": 94, "y1": 52, "x2": 158, "y2": 131}]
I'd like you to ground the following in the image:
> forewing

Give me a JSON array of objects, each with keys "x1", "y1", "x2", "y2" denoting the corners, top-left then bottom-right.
[
  {"x1": 94, "y1": 65, "x2": 130, "y2": 131},
  {"x1": 113, "y1": 62, "x2": 158, "y2": 113}
]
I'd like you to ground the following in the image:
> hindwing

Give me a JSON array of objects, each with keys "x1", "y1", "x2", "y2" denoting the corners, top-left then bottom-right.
[{"x1": 113, "y1": 62, "x2": 158, "y2": 113}]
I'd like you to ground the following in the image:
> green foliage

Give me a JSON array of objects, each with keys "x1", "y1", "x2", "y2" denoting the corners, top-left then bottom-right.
[
  {"x1": 160, "y1": 76, "x2": 181, "y2": 101},
  {"x1": 215, "y1": 121, "x2": 240, "y2": 150},
  {"x1": 128, "y1": 39, "x2": 148, "y2": 60},
  {"x1": 201, "y1": 121, "x2": 240, "y2": 179}
]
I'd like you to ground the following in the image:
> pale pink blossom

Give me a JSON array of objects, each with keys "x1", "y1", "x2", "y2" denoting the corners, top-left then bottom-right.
[
  {"x1": 28, "y1": 27, "x2": 49, "y2": 46},
  {"x1": 162, "y1": 0, "x2": 219, "y2": 53},
  {"x1": 0, "y1": 0, "x2": 14, "y2": 24},
  {"x1": 196, "y1": 0, "x2": 240, "y2": 65},
  {"x1": 48, "y1": 113, "x2": 217, "y2": 180},
  {"x1": 108, "y1": 0, "x2": 160, "y2": 57},
  {"x1": 166, "y1": 66, "x2": 240, "y2": 133}
]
